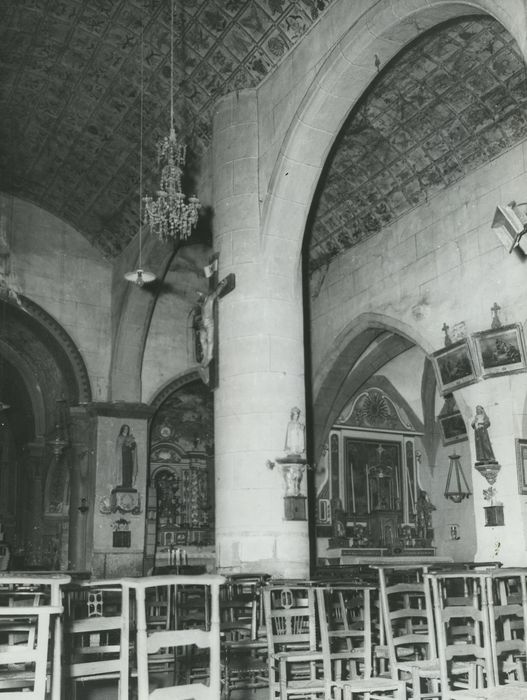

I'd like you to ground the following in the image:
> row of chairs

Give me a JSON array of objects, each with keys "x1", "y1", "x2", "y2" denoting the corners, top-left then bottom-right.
[
  {"x1": 3, "y1": 565, "x2": 527, "y2": 699},
  {"x1": 376, "y1": 565, "x2": 527, "y2": 700}
]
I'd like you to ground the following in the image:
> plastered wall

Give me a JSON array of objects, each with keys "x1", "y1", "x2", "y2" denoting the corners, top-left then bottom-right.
[{"x1": 3, "y1": 194, "x2": 112, "y2": 401}]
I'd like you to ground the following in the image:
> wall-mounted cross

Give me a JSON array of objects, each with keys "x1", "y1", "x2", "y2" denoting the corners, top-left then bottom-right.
[{"x1": 195, "y1": 254, "x2": 235, "y2": 388}]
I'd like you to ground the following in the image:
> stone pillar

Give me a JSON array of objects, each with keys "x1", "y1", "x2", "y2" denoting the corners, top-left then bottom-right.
[
  {"x1": 68, "y1": 407, "x2": 96, "y2": 572},
  {"x1": 212, "y1": 90, "x2": 310, "y2": 578},
  {"x1": 459, "y1": 374, "x2": 527, "y2": 565}
]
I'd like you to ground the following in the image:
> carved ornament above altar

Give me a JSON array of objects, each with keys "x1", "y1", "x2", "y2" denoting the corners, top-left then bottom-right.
[{"x1": 337, "y1": 388, "x2": 415, "y2": 432}]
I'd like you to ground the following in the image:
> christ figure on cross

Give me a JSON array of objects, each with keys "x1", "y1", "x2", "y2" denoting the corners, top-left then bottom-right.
[{"x1": 197, "y1": 277, "x2": 229, "y2": 369}]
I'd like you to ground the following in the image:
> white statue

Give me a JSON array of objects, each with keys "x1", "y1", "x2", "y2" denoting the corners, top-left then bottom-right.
[{"x1": 284, "y1": 407, "x2": 305, "y2": 456}]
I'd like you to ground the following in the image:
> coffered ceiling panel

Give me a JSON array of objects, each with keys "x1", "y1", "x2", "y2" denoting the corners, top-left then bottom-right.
[
  {"x1": 0, "y1": 0, "x2": 332, "y2": 258},
  {"x1": 307, "y1": 17, "x2": 527, "y2": 272}
]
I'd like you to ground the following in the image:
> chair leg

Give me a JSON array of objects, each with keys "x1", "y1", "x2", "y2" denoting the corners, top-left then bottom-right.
[{"x1": 411, "y1": 669, "x2": 422, "y2": 700}]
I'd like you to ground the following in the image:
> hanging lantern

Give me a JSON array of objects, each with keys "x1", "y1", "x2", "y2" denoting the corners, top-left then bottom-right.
[{"x1": 444, "y1": 453, "x2": 471, "y2": 503}]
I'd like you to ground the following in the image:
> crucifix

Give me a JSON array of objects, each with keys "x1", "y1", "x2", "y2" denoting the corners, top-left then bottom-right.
[{"x1": 195, "y1": 254, "x2": 235, "y2": 388}]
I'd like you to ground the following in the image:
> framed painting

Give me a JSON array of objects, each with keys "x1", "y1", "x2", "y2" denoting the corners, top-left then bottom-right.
[
  {"x1": 438, "y1": 412, "x2": 467, "y2": 445},
  {"x1": 473, "y1": 323, "x2": 527, "y2": 377},
  {"x1": 516, "y1": 439, "x2": 527, "y2": 495},
  {"x1": 431, "y1": 339, "x2": 478, "y2": 394}
]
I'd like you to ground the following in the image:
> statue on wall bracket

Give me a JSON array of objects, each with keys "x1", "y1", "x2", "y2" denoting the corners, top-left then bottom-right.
[
  {"x1": 267, "y1": 408, "x2": 309, "y2": 513},
  {"x1": 471, "y1": 405, "x2": 501, "y2": 485}
]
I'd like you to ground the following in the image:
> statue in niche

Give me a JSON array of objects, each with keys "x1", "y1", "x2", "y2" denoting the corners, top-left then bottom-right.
[
  {"x1": 284, "y1": 407, "x2": 306, "y2": 458},
  {"x1": 114, "y1": 424, "x2": 138, "y2": 488},
  {"x1": 471, "y1": 405, "x2": 497, "y2": 464}
]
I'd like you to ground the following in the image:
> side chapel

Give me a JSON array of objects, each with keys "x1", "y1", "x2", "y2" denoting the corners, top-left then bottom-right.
[{"x1": 2, "y1": 0, "x2": 527, "y2": 578}]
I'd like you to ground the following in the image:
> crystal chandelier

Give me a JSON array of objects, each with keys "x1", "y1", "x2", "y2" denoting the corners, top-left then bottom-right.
[{"x1": 143, "y1": 0, "x2": 200, "y2": 243}]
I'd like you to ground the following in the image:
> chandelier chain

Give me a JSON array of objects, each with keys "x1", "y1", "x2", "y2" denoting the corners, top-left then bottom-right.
[{"x1": 142, "y1": 0, "x2": 200, "y2": 244}]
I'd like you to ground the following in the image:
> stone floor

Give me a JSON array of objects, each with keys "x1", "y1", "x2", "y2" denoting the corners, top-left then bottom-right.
[{"x1": 74, "y1": 679, "x2": 269, "y2": 699}]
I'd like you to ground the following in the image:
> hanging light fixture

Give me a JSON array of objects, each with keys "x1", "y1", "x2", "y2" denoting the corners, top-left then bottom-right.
[
  {"x1": 143, "y1": 0, "x2": 200, "y2": 243},
  {"x1": 125, "y1": 14, "x2": 156, "y2": 287},
  {"x1": 444, "y1": 452, "x2": 471, "y2": 503}
]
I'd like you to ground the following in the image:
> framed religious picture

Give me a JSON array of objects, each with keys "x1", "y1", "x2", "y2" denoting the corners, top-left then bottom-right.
[
  {"x1": 516, "y1": 439, "x2": 527, "y2": 495},
  {"x1": 438, "y1": 412, "x2": 467, "y2": 445},
  {"x1": 472, "y1": 323, "x2": 527, "y2": 378},
  {"x1": 431, "y1": 339, "x2": 478, "y2": 394}
]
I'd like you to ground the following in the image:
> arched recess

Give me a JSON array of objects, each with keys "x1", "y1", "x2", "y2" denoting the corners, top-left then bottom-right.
[
  {"x1": 109, "y1": 234, "x2": 178, "y2": 403},
  {"x1": 0, "y1": 294, "x2": 92, "y2": 568},
  {"x1": 144, "y1": 370, "x2": 214, "y2": 574},
  {"x1": 261, "y1": 0, "x2": 523, "y2": 265},
  {"x1": 312, "y1": 313, "x2": 434, "y2": 458}
]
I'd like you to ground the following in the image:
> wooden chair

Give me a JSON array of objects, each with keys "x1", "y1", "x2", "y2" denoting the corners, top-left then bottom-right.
[
  {"x1": 220, "y1": 575, "x2": 268, "y2": 699},
  {"x1": 316, "y1": 586, "x2": 406, "y2": 700},
  {"x1": 427, "y1": 570, "x2": 527, "y2": 699},
  {"x1": 320, "y1": 584, "x2": 374, "y2": 681},
  {"x1": 0, "y1": 604, "x2": 62, "y2": 698},
  {"x1": 63, "y1": 579, "x2": 133, "y2": 700},
  {"x1": 125, "y1": 574, "x2": 225, "y2": 699},
  {"x1": 485, "y1": 568, "x2": 527, "y2": 685},
  {"x1": 263, "y1": 582, "x2": 331, "y2": 699},
  {"x1": 0, "y1": 572, "x2": 70, "y2": 700},
  {"x1": 375, "y1": 564, "x2": 442, "y2": 700}
]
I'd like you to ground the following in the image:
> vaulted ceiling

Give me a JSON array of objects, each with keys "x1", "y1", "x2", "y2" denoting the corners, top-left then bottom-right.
[
  {"x1": 308, "y1": 16, "x2": 527, "y2": 272},
  {"x1": 0, "y1": 0, "x2": 332, "y2": 258},
  {"x1": 1, "y1": 7, "x2": 526, "y2": 270}
]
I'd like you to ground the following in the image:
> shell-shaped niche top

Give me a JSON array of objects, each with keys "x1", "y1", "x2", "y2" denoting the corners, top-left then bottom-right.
[{"x1": 336, "y1": 388, "x2": 415, "y2": 432}]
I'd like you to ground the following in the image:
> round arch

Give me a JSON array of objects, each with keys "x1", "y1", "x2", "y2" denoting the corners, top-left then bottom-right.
[{"x1": 148, "y1": 369, "x2": 203, "y2": 412}]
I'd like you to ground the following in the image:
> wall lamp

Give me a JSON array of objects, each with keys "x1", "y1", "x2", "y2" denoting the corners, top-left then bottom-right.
[{"x1": 492, "y1": 202, "x2": 527, "y2": 254}]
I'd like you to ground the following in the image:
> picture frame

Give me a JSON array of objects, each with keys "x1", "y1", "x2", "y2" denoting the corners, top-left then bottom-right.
[
  {"x1": 431, "y1": 339, "x2": 478, "y2": 394},
  {"x1": 472, "y1": 323, "x2": 527, "y2": 377},
  {"x1": 516, "y1": 438, "x2": 527, "y2": 495},
  {"x1": 438, "y1": 412, "x2": 468, "y2": 445}
]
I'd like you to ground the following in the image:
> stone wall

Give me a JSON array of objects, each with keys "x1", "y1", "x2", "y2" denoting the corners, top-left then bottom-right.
[{"x1": 311, "y1": 140, "x2": 527, "y2": 564}]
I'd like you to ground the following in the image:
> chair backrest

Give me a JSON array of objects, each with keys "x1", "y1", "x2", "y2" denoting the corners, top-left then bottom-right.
[
  {"x1": 427, "y1": 571, "x2": 495, "y2": 691},
  {"x1": 485, "y1": 568, "x2": 527, "y2": 684},
  {"x1": 0, "y1": 573, "x2": 71, "y2": 607},
  {"x1": 63, "y1": 579, "x2": 132, "y2": 700},
  {"x1": 263, "y1": 584, "x2": 318, "y2": 652},
  {"x1": 376, "y1": 565, "x2": 436, "y2": 672},
  {"x1": 124, "y1": 573, "x2": 225, "y2": 700},
  {"x1": 317, "y1": 584, "x2": 374, "y2": 680},
  {"x1": 263, "y1": 583, "x2": 331, "y2": 699},
  {"x1": 0, "y1": 604, "x2": 62, "y2": 699}
]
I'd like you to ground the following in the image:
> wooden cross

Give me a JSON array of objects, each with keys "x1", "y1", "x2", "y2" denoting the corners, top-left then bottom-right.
[
  {"x1": 195, "y1": 254, "x2": 235, "y2": 388},
  {"x1": 491, "y1": 302, "x2": 502, "y2": 329}
]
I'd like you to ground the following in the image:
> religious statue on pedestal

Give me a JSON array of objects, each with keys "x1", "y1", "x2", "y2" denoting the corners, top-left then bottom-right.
[
  {"x1": 284, "y1": 406, "x2": 306, "y2": 460},
  {"x1": 470, "y1": 405, "x2": 497, "y2": 464}
]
